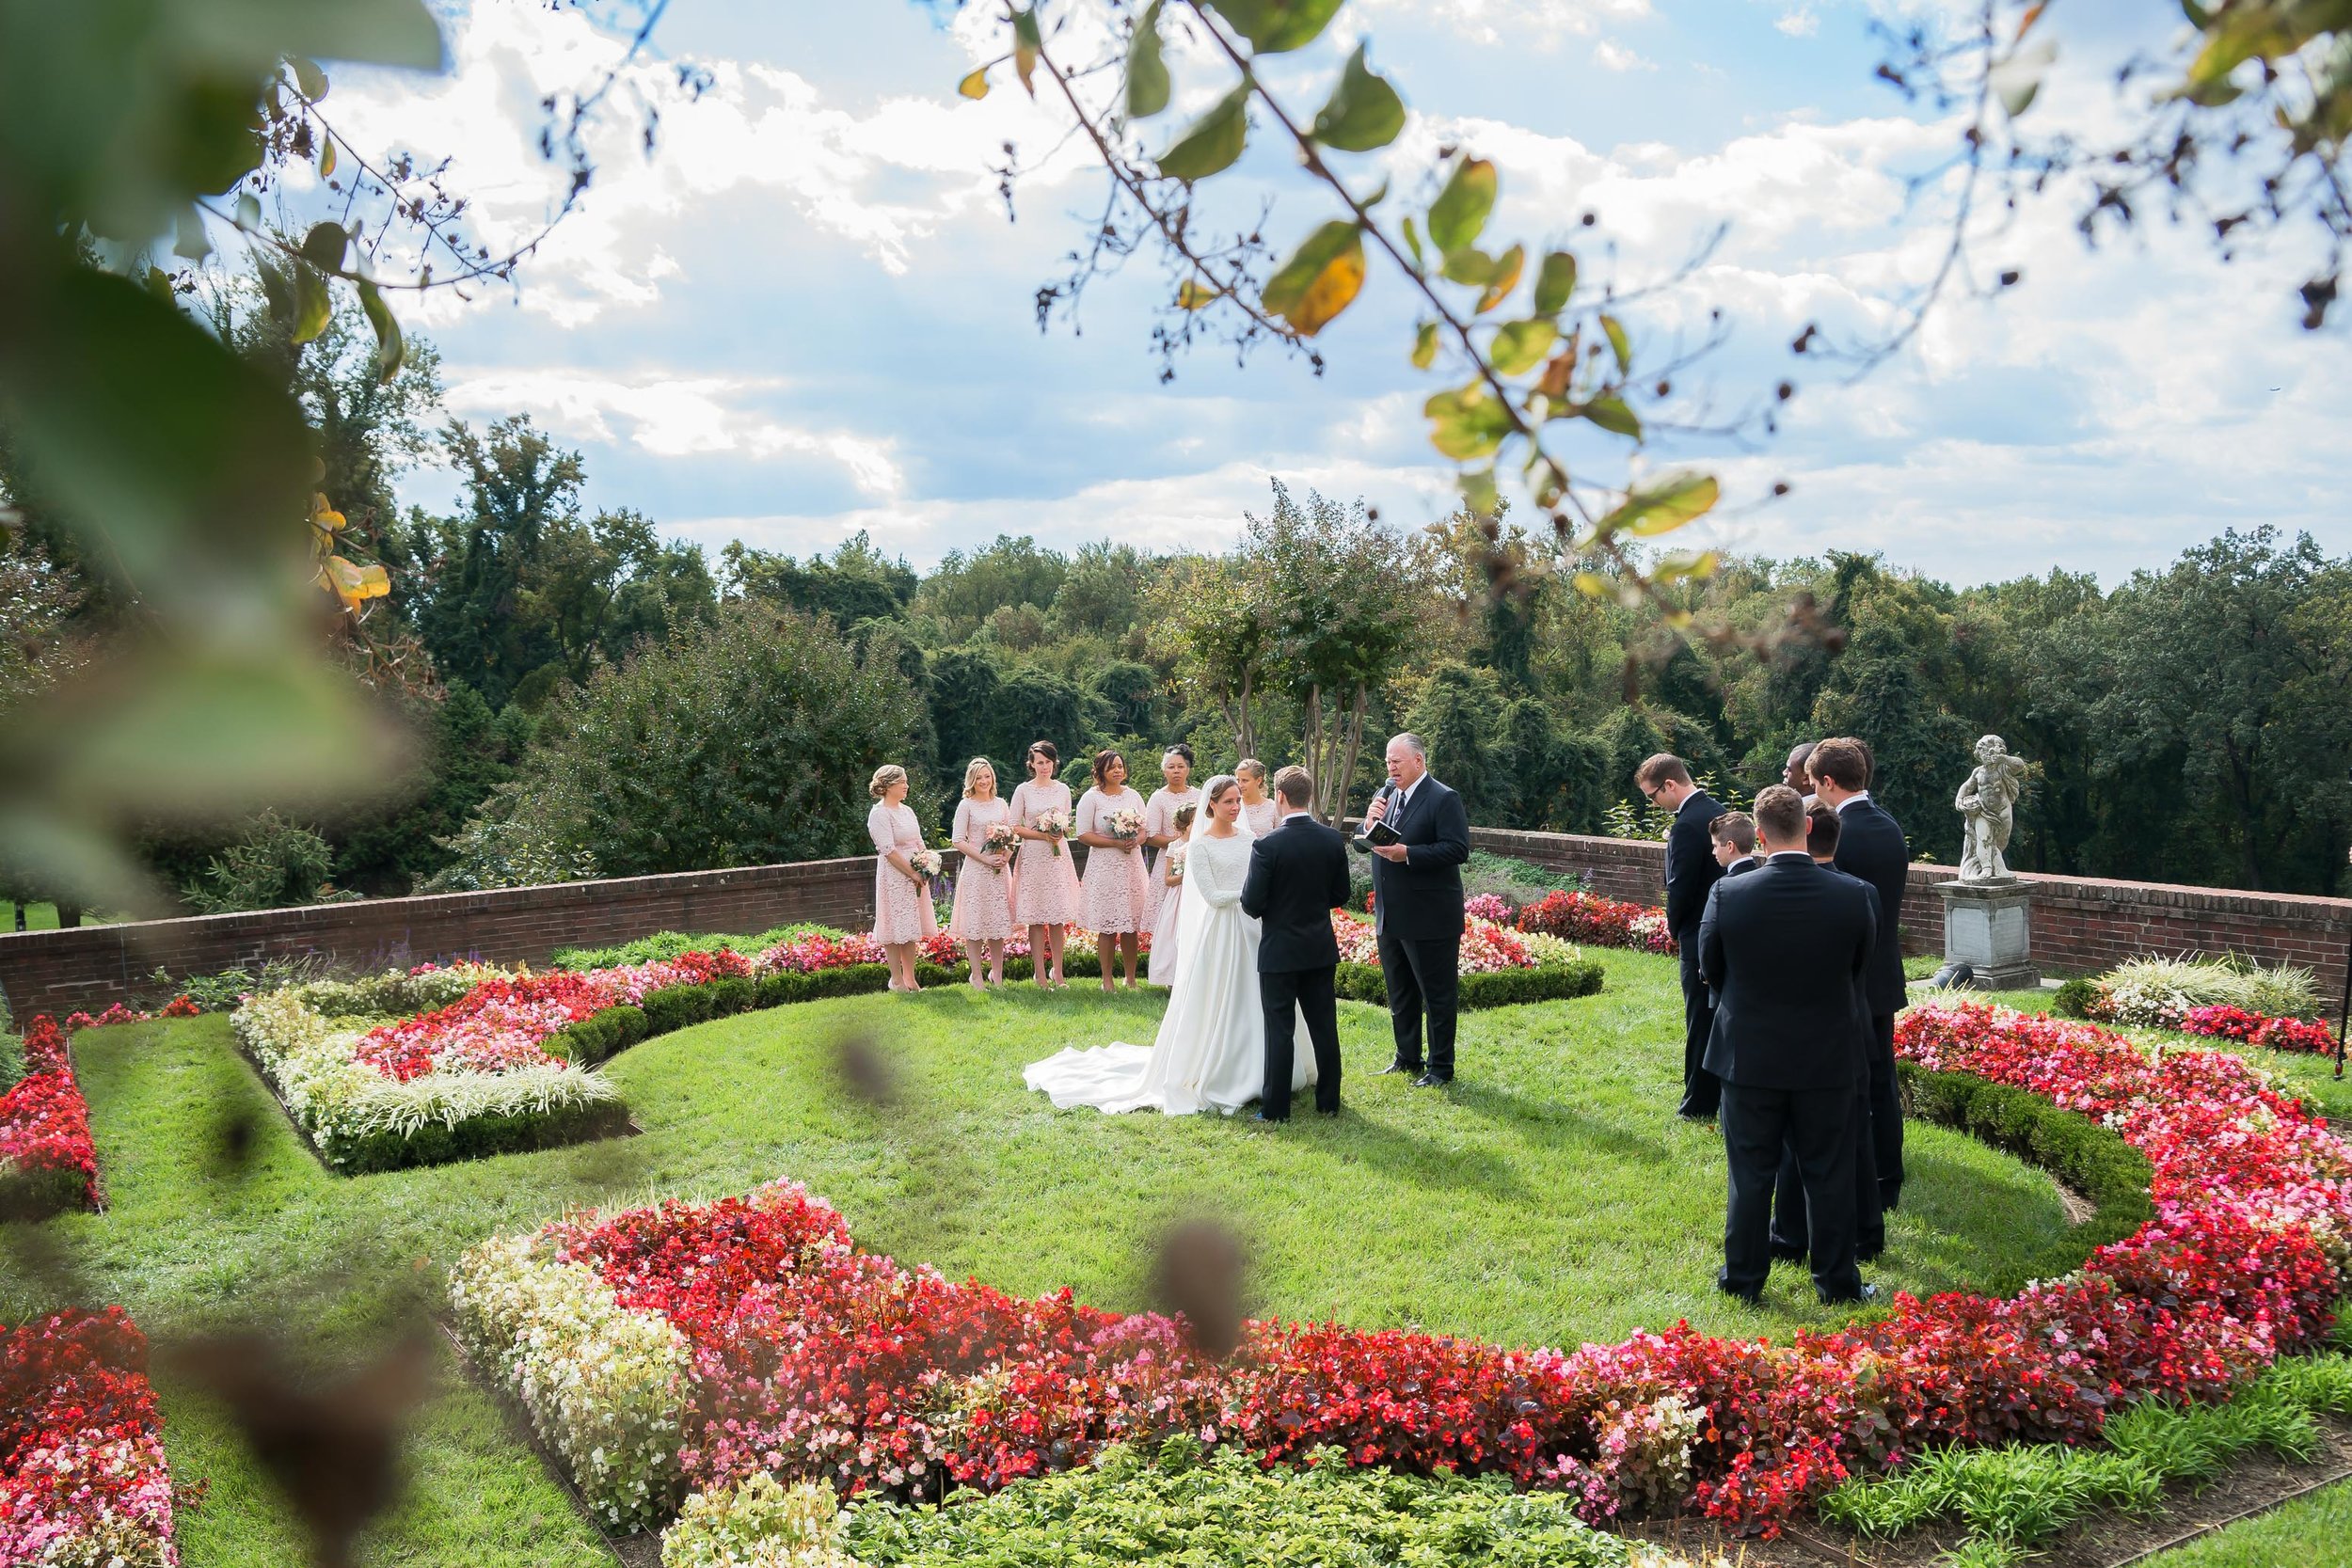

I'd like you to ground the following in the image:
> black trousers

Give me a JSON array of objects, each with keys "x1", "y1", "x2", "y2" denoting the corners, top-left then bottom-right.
[
  {"x1": 1770, "y1": 1084, "x2": 1883, "y2": 1257},
  {"x1": 1376, "y1": 926, "x2": 1460, "y2": 1077},
  {"x1": 1720, "y1": 1081, "x2": 1862, "y2": 1301},
  {"x1": 1677, "y1": 943, "x2": 1720, "y2": 1117},
  {"x1": 1864, "y1": 1011, "x2": 1903, "y2": 1207},
  {"x1": 1261, "y1": 965, "x2": 1342, "y2": 1119}
]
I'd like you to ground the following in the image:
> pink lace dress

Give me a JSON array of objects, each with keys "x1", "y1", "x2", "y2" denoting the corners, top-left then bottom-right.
[
  {"x1": 1009, "y1": 779, "x2": 1080, "y2": 927},
  {"x1": 948, "y1": 796, "x2": 1015, "y2": 941},
  {"x1": 1242, "y1": 797, "x2": 1279, "y2": 837},
  {"x1": 1076, "y1": 785, "x2": 1150, "y2": 934},
  {"x1": 1141, "y1": 784, "x2": 1200, "y2": 928},
  {"x1": 868, "y1": 800, "x2": 938, "y2": 946}
]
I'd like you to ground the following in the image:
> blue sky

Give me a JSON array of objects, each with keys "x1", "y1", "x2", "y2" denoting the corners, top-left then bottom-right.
[{"x1": 323, "y1": 0, "x2": 2349, "y2": 586}]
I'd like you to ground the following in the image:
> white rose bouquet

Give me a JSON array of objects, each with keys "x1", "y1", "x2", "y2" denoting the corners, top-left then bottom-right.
[
  {"x1": 1104, "y1": 805, "x2": 1145, "y2": 844},
  {"x1": 1036, "y1": 806, "x2": 1072, "y2": 855}
]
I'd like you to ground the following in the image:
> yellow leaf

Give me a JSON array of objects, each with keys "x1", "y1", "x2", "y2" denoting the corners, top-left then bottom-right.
[
  {"x1": 1410, "y1": 320, "x2": 1438, "y2": 370},
  {"x1": 1261, "y1": 221, "x2": 1366, "y2": 337},
  {"x1": 1177, "y1": 278, "x2": 1224, "y2": 309},
  {"x1": 958, "y1": 67, "x2": 991, "y2": 100},
  {"x1": 1475, "y1": 245, "x2": 1524, "y2": 314},
  {"x1": 1570, "y1": 571, "x2": 1610, "y2": 599},
  {"x1": 321, "y1": 555, "x2": 389, "y2": 610}
]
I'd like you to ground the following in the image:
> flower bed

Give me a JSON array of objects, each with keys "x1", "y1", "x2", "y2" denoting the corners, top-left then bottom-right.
[
  {"x1": 1515, "y1": 890, "x2": 1677, "y2": 957},
  {"x1": 231, "y1": 963, "x2": 630, "y2": 1173},
  {"x1": 454, "y1": 1000, "x2": 2349, "y2": 1545},
  {"x1": 2173, "y1": 1004, "x2": 2338, "y2": 1056},
  {"x1": 0, "y1": 1307, "x2": 182, "y2": 1567},
  {"x1": 0, "y1": 1016, "x2": 99, "y2": 1219}
]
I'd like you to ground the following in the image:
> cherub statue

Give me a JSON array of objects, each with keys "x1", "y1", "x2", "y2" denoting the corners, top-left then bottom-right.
[{"x1": 1955, "y1": 735, "x2": 2029, "y2": 881}]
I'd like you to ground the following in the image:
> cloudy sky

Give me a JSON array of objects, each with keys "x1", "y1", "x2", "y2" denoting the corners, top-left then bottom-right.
[{"x1": 320, "y1": 0, "x2": 2347, "y2": 586}]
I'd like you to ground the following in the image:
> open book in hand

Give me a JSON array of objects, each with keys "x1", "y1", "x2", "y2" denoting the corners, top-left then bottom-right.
[{"x1": 1351, "y1": 817, "x2": 1403, "y2": 852}]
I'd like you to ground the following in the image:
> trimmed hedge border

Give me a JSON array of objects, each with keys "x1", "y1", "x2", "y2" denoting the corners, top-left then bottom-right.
[
  {"x1": 542, "y1": 953, "x2": 1608, "y2": 1069},
  {"x1": 0, "y1": 1163, "x2": 92, "y2": 1223},
  {"x1": 309, "y1": 1093, "x2": 634, "y2": 1176}
]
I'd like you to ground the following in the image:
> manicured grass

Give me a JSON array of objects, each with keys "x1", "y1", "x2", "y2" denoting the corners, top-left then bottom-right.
[
  {"x1": 5, "y1": 949, "x2": 2094, "y2": 1566},
  {"x1": 1, "y1": 898, "x2": 63, "y2": 932},
  {"x1": 2140, "y1": 1476, "x2": 2352, "y2": 1565},
  {"x1": 1971, "y1": 986, "x2": 2352, "y2": 1122}
]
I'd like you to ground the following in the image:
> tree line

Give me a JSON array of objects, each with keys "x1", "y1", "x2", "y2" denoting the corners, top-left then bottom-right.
[{"x1": 4, "y1": 298, "x2": 2346, "y2": 912}]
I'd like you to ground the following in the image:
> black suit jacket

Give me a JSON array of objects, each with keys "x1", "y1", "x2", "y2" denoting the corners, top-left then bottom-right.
[
  {"x1": 1697, "y1": 854, "x2": 1876, "y2": 1090},
  {"x1": 1367, "y1": 776, "x2": 1470, "y2": 941},
  {"x1": 1241, "y1": 815, "x2": 1351, "y2": 972},
  {"x1": 1663, "y1": 790, "x2": 1724, "y2": 940},
  {"x1": 1831, "y1": 797, "x2": 1910, "y2": 1016}
]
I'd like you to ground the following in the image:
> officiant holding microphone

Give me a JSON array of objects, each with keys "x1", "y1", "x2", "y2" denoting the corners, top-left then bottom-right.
[{"x1": 1359, "y1": 733, "x2": 1470, "y2": 1087}]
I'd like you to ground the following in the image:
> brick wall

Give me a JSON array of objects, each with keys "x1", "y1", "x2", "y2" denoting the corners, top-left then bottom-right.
[
  {"x1": 4, "y1": 833, "x2": 2344, "y2": 1021},
  {"x1": 1469, "y1": 827, "x2": 2352, "y2": 1006}
]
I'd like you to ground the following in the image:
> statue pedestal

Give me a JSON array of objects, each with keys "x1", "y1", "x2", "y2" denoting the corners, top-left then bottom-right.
[{"x1": 1936, "y1": 878, "x2": 2038, "y2": 990}]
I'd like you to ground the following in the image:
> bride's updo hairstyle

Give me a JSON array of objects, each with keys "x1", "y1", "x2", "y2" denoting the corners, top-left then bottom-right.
[{"x1": 1200, "y1": 774, "x2": 1240, "y2": 820}]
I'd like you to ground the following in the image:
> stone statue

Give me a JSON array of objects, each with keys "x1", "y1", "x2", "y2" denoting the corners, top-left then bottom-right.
[{"x1": 1954, "y1": 734, "x2": 2029, "y2": 882}]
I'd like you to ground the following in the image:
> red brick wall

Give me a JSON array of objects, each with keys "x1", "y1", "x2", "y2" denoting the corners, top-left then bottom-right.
[
  {"x1": 1469, "y1": 827, "x2": 2351, "y2": 1006},
  {"x1": 5, "y1": 835, "x2": 2344, "y2": 1021}
]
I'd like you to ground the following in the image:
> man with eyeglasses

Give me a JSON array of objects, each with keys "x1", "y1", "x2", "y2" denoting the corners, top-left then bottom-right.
[{"x1": 1636, "y1": 752, "x2": 1725, "y2": 1120}]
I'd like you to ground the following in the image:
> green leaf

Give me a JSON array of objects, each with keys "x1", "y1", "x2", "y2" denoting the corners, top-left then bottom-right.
[
  {"x1": 1581, "y1": 394, "x2": 1642, "y2": 439},
  {"x1": 1176, "y1": 278, "x2": 1224, "y2": 309},
  {"x1": 1475, "y1": 244, "x2": 1523, "y2": 314},
  {"x1": 1422, "y1": 382, "x2": 1514, "y2": 461},
  {"x1": 1489, "y1": 317, "x2": 1556, "y2": 375},
  {"x1": 1439, "y1": 245, "x2": 1496, "y2": 286},
  {"x1": 235, "y1": 193, "x2": 262, "y2": 230},
  {"x1": 291, "y1": 261, "x2": 331, "y2": 343},
  {"x1": 1426, "y1": 156, "x2": 1496, "y2": 257},
  {"x1": 290, "y1": 54, "x2": 328, "y2": 101},
  {"x1": 1458, "y1": 466, "x2": 1500, "y2": 516},
  {"x1": 1601, "y1": 471, "x2": 1719, "y2": 535},
  {"x1": 1126, "y1": 1, "x2": 1170, "y2": 119},
  {"x1": 1205, "y1": 0, "x2": 1346, "y2": 54},
  {"x1": 958, "y1": 67, "x2": 990, "y2": 100},
  {"x1": 1311, "y1": 42, "x2": 1405, "y2": 151},
  {"x1": 1534, "y1": 250, "x2": 1578, "y2": 314},
  {"x1": 1013, "y1": 8, "x2": 1042, "y2": 96},
  {"x1": 1401, "y1": 215, "x2": 1425, "y2": 272},
  {"x1": 253, "y1": 254, "x2": 295, "y2": 330},
  {"x1": 1410, "y1": 320, "x2": 1439, "y2": 370},
  {"x1": 300, "y1": 220, "x2": 348, "y2": 273},
  {"x1": 320, "y1": 135, "x2": 336, "y2": 179},
  {"x1": 173, "y1": 205, "x2": 213, "y2": 261},
  {"x1": 1261, "y1": 220, "x2": 1366, "y2": 336},
  {"x1": 1987, "y1": 38, "x2": 2057, "y2": 117},
  {"x1": 358, "y1": 279, "x2": 405, "y2": 383},
  {"x1": 1155, "y1": 82, "x2": 1250, "y2": 181},
  {"x1": 1599, "y1": 312, "x2": 1631, "y2": 372}
]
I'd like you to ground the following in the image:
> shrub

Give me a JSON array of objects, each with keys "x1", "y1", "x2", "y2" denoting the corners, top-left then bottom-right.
[
  {"x1": 2095, "y1": 954, "x2": 2321, "y2": 1027},
  {"x1": 181, "y1": 808, "x2": 359, "y2": 913},
  {"x1": 642, "y1": 984, "x2": 718, "y2": 1037},
  {"x1": 662, "y1": 1473, "x2": 855, "y2": 1568},
  {"x1": 838, "y1": 1438, "x2": 1657, "y2": 1568},
  {"x1": 2051, "y1": 976, "x2": 2098, "y2": 1018},
  {"x1": 1334, "y1": 960, "x2": 1606, "y2": 1010},
  {"x1": 0, "y1": 1029, "x2": 22, "y2": 1093}
]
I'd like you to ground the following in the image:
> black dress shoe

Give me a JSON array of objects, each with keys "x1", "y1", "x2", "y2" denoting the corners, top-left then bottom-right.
[
  {"x1": 1818, "y1": 1282, "x2": 1882, "y2": 1307},
  {"x1": 1411, "y1": 1071, "x2": 1453, "y2": 1088},
  {"x1": 1377, "y1": 1061, "x2": 1422, "y2": 1076},
  {"x1": 1316, "y1": 1104, "x2": 1342, "y2": 1117}
]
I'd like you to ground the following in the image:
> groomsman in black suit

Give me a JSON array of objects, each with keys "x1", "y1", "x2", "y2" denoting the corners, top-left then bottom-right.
[
  {"x1": 1637, "y1": 753, "x2": 1724, "y2": 1119},
  {"x1": 1361, "y1": 733, "x2": 1470, "y2": 1087},
  {"x1": 1698, "y1": 785, "x2": 1879, "y2": 1305},
  {"x1": 1240, "y1": 767, "x2": 1352, "y2": 1121},
  {"x1": 1810, "y1": 736, "x2": 1910, "y2": 1213}
]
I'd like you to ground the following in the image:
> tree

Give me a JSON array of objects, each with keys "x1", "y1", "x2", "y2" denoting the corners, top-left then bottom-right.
[
  {"x1": 914, "y1": 535, "x2": 1067, "y2": 637},
  {"x1": 432, "y1": 602, "x2": 928, "y2": 882},
  {"x1": 1091, "y1": 660, "x2": 1162, "y2": 737},
  {"x1": 1401, "y1": 662, "x2": 1509, "y2": 822},
  {"x1": 723, "y1": 531, "x2": 916, "y2": 628},
  {"x1": 327, "y1": 683, "x2": 526, "y2": 895},
  {"x1": 1051, "y1": 541, "x2": 1155, "y2": 646},
  {"x1": 1151, "y1": 553, "x2": 1273, "y2": 762}
]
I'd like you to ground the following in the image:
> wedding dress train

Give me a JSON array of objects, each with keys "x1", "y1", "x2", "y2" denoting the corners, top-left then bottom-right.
[{"x1": 1023, "y1": 822, "x2": 1313, "y2": 1116}]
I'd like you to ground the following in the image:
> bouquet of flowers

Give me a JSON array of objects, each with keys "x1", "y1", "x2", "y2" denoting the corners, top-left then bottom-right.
[
  {"x1": 1104, "y1": 805, "x2": 1145, "y2": 843},
  {"x1": 1036, "y1": 806, "x2": 1071, "y2": 855},
  {"x1": 1165, "y1": 845, "x2": 1187, "y2": 886},
  {"x1": 910, "y1": 847, "x2": 943, "y2": 879},
  {"x1": 982, "y1": 822, "x2": 1019, "y2": 864}
]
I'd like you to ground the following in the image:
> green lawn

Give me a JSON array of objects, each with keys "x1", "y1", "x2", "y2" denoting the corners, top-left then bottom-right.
[
  {"x1": 0, "y1": 950, "x2": 2154, "y2": 1566},
  {"x1": 2141, "y1": 1476, "x2": 2352, "y2": 1565}
]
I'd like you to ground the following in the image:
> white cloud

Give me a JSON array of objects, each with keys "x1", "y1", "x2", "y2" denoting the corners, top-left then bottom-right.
[
  {"x1": 1773, "y1": 7, "x2": 1820, "y2": 36},
  {"x1": 1353, "y1": 0, "x2": 1652, "y2": 46},
  {"x1": 444, "y1": 369, "x2": 907, "y2": 499},
  {"x1": 1594, "y1": 40, "x2": 1656, "y2": 71}
]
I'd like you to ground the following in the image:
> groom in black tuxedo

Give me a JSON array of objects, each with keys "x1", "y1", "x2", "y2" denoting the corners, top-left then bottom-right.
[
  {"x1": 1362, "y1": 732, "x2": 1470, "y2": 1087},
  {"x1": 1240, "y1": 767, "x2": 1351, "y2": 1120}
]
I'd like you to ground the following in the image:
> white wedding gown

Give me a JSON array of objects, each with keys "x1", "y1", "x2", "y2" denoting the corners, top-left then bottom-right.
[{"x1": 1023, "y1": 823, "x2": 1314, "y2": 1116}]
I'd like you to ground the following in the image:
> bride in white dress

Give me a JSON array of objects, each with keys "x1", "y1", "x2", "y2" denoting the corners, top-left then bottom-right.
[{"x1": 1023, "y1": 775, "x2": 1314, "y2": 1117}]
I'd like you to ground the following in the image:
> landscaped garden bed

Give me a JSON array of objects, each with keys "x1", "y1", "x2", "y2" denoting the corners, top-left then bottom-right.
[
  {"x1": 449, "y1": 996, "x2": 2348, "y2": 1558},
  {"x1": 1, "y1": 1014, "x2": 103, "y2": 1220},
  {"x1": 0, "y1": 1307, "x2": 183, "y2": 1566}
]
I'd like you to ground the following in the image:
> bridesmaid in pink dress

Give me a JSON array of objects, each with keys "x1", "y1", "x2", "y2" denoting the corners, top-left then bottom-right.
[
  {"x1": 1075, "y1": 748, "x2": 1150, "y2": 990},
  {"x1": 1140, "y1": 744, "x2": 1200, "y2": 934},
  {"x1": 1146, "y1": 801, "x2": 1197, "y2": 988},
  {"x1": 1009, "y1": 740, "x2": 1079, "y2": 988},
  {"x1": 949, "y1": 756, "x2": 1015, "y2": 988},
  {"x1": 1236, "y1": 758, "x2": 1279, "y2": 838},
  {"x1": 866, "y1": 764, "x2": 937, "y2": 992}
]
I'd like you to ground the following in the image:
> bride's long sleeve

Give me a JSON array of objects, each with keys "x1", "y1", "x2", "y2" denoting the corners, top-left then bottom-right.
[{"x1": 1194, "y1": 838, "x2": 1245, "y2": 909}]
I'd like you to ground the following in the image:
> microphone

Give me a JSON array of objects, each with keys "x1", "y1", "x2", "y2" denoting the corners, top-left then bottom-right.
[{"x1": 1352, "y1": 781, "x2": 1399, "y2": 854}]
